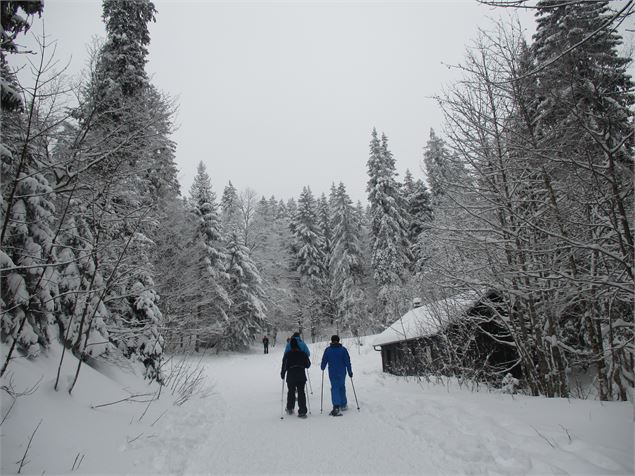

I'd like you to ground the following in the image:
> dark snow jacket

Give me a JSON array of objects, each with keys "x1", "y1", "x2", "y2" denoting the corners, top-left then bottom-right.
[
  {"x1": 284, "y1": 336, "x2": 310, "y2": 357},
  {"x1": 281, "y1": 349, "x2": 311, "y2": 383},
  {"x1": 320, "y1": 343, "x2": 352, "y2": 378}
]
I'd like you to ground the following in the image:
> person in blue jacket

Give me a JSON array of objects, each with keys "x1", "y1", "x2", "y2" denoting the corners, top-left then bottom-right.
[
  {"x1": 320, "y1": 334, "x2": 352, "y2": 416},
  {"x1": 284, "y1": 332, "x2": 310, "y2": 357}
]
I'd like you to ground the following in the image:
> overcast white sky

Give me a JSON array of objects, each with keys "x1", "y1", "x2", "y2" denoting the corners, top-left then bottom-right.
[{"x1": 14, "y1": 1, "x2": 541, "y2": 203}]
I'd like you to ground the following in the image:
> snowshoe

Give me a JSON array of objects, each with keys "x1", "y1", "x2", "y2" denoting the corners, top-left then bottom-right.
[
  {"x1": 298, "y1": 413, "x2": 307, "y2": 419},
  {"x1": 329, "y1": 407, "x2": 342, "y2": 417}
]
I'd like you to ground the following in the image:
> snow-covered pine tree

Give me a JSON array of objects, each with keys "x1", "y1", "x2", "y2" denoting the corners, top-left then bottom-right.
[
  {"x1": 268, "y1": 196, "x2": 278, "y2": 217},
  {"x1": 152, "y1": 197, "x2": 205, "y2": 351},
  {"x1": 366, "y1": 129, "x2": 412, "y2": 325},
  {"x1": 221, "y1": 181, "x2": 239, "y2": 229},
  {"x1": 286, "y1": 197, "x2": 299, "y2": 270},
  {"x1": 0, "y1": 161, "x2": 58, "y2": 359},
  {"x1": 367, "y1": 129, "x2": 411, "y2": 285},
  {"x1": 77, "y1": 0, "x2": 179, "y2": 378},
  {"x1": 330, "y1": 183, "x2": 366, "y2": 336},
  {"x1": 251, "y1": 196, "x2": 296, "y2": 335},
  {"x1": 404, "y1": 173, "x2": 433, "y2": 269},
  {"x1": 96, "y1": 0, "x2": 156, "y2": 102},
  {"x1": 122, "y1": 233, "x2": 164, "y2": 380},
  {"x1": 316, "y1": 193, "x2": 336, "y2": 329},
  {"x1": 317, "y1": 193, "x2": 332, "y2": 264},
  {"x1": 251, "y1": 196, "x2": 272, "y2": 257},
  {"x1": 224, "y1": 227, "x2": 267, "y2": 350},
  {"x1": 189, "y1": 162, "x2": 231, "y2": 349},
  {"x1": 402, "y1": 169, "x2": 415, "y2": 200},
  {"x1": 422, "y1": 129, "x2": 468, "y2": 205},
  {"x1": 0, "y1": 29, "x2": 63, "y2": 369},
  {"x1": 291, "y1": 187, "x2": 326, "y2": 340},
  {"x1": 56, "y1": 202, "x2": 110, "y2": 361},
  {"x1": 354, "y1": 199, "x2": 374, "y2": 318},
  {"x1": 286, "y1": 198, "x2": 297, "y2": 220},
  {"x1": 277, "y1": 199, "x2": 288, "y2": 221},
  {"x1": 139, "y1": 85, "x2": 180, "y2": 203}
]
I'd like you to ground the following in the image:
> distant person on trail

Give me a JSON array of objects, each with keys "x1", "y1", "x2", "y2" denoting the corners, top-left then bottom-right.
[
  {"x1": 281, "y1": 337, "x2": 311, "y2": 418},
  {"x1": 262, "y1": 335, "x2": 269, "y2": 354},
  {"x1": 320, "y1": 335, "x2": 352, "y2": 417},
  {"x1": 284, "y1": 332, "x2": 310, "y2": 357}
]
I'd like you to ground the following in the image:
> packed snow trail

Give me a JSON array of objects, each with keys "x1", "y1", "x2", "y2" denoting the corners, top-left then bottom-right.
[
  {"x1": 182, "y1": 350, "x2": 434, "y2": 474},
  {"x1": 141, "y1": 338, "x2": 632, "y2": 475}
]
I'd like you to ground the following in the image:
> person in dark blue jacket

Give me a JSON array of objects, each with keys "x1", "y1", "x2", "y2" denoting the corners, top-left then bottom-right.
[
  {"x1": 281, "y1": 337, "x2": 311, "y2": 418},
  {"x1": 284, "y1": 332, "x2": 310, "y2": 357},
  {"x1": 320, "y1": 335, "x2": 352, "y2": 416}
]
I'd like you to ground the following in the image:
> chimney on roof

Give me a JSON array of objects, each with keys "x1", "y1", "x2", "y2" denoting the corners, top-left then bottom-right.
[{"x1": 412, "y1": 298, "x2": 422, "y2": 308}]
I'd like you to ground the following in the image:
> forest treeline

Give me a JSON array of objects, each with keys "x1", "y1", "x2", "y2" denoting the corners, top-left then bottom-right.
[{"x1": 1, "y1": 1, "x2": 632, "y2": 400}]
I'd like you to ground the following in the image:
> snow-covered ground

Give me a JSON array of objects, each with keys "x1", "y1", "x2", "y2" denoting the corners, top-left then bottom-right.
[{"x1": 1, "y1": 337, "x2": 633, "y2": 475}]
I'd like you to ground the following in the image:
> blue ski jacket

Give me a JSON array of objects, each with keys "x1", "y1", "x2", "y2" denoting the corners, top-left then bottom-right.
[
  {"x1": 284, "y1": 336, "x2": 310, "y2": 357},
  {"x1": 320, "y1": 343, "x2": 352, "y2": 378}
]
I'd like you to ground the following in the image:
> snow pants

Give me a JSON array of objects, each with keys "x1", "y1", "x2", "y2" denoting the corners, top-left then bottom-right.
[
  {"x1": 287, "y1": 381, "x2": 307, "y2": 415},
  {"x1": 329, "y1": 374, "x2": 347, "y2": 408}
]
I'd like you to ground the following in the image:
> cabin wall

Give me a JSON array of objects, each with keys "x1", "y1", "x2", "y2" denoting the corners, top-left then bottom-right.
[{"x1": 380, "y1": 338, "x2": 445, "y2": 376}]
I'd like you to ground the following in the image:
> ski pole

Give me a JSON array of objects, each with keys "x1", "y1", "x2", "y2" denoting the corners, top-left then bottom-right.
[
  {"x1": 280, "y1": 378, "x2": 285, "y2": 420},
  {"x1": 307, "y1": 368, "x2": 313, "y2": 394},
  {"x1": 305, "y1": 380, "x2": 312, "y2": 415},
  {"x1": 320, "y1": 370, "x2": 324, "y2": 414},
  {"x1": 350, "y1": 376, "x2": 360, "y2": 411}
]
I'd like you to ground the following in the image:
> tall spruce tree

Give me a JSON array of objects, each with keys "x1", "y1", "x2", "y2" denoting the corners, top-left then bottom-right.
[
  {"x1": 56, "y1": 203, "x2": 110, "y2": 361},
  {"x1": 330, "y1": 183, "x2": 365, "y2": 335},
  {"x1": 293, "y1": 187, "x2": 324, "y2": 285},
  {"x1": 96, "y1": 0, "x2": 156, "y2": 101},
  {"x1": 422, "y1": 129, "x2": 467, "y2": 204},
  {"x1": 366, "y1": 129, "x2": 411, "y2": 287},
  {"x1": 366, "y1": 129, "x2": 412, "y2": 326},
  {"x1": 316, "y1": 193, "x2": 336, "y2": 326},
  {"x1": 93, "y1": 0, "x2": 173, "y2": 378},
  {"x1": 189, "y1": 162, "x2": 231, "y2": 347},
  {"x1": 404, "y1": 173, "x2": 433, "y2": 268},
  {"x1": 221, "y1": 180, "x2": 239, "y2": 228},
  {"x1": 291, "y1": 187, "x2": 325, "y2": 339},
  {"x1": 224, "y1": 228, "x2": 267, "y2": 350}
]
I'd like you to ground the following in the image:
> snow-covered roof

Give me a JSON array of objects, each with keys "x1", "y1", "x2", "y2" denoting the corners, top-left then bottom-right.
[{"x1": 372, "y1": 294, "x2": 478, "y2": 347}]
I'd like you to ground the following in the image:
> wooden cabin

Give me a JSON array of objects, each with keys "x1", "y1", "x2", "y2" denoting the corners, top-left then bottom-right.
[{"x1": 372, "y1": 291, "x2": 521, "y2": 382}]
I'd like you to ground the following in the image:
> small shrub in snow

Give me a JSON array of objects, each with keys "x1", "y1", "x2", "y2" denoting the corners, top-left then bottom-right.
[{"x1": 501, "y1": 373, "x2": 519, "y2": 394}]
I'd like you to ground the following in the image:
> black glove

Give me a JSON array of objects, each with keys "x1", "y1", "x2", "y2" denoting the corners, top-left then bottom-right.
[
  {"x1": 280, "y1": 372, "x2": 285, "y2": 380},
  {"x1": 348, "y1": 372, "x2": 353, "y2": 378}
]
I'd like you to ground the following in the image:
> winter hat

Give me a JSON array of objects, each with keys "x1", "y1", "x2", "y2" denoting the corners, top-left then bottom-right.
[
  {"x1": 290, "y1": 338, "x2": 300, "y2": 350},
  {"x1": 292, "y1": 332, "x2": 301, "y2": 338},
  {"x1": 331, "y1": 335, "x2": 340, "y2": 343}
]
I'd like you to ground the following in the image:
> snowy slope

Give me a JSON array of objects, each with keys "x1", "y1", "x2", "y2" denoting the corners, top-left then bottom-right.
[{"x1": 1, "y1": 337, "x2": 633, "y2": 475}]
